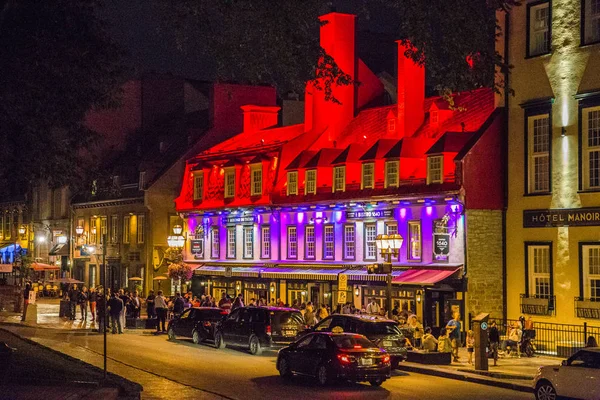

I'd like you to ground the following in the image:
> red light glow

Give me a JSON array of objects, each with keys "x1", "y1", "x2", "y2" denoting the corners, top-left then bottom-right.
[
  {"x1": 383, "y1": 355, "x2": 390, "y2": 363},
  {"x1": 337, "y1": 354, "x2": 351, "y2": 364}
]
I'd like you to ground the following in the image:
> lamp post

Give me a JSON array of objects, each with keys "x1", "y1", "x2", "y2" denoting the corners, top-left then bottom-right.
[
  {"x1": 166, "y1": 226, "x2": 186, "y2": 292},
  {"x1": 85, "y1": 233, "x2": 107, "y2": 380},
  {"x1": 375, "y1": 234, "x2": 403, "y2": 319}
]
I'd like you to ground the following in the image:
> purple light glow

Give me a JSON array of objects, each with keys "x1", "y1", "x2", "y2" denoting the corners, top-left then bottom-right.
[
  {"x1": 297, "y1": 212, "x2": 305, "y2": 224},
  {"x1": 400, "y1": 208, "x2": 406, "y2": 218},
  {"x1": 426, "y1": 206, "x2": 433, "y2": 215},
  {"x1": 334, "y1": 211, "x2": 343, "y2": 223},
  {"x1": 188, "y1": 218, "x2": 197, "y2": 233}
]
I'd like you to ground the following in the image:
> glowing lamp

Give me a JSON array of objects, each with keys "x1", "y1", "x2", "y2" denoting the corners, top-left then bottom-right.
[
  {"x1": 354, "y1": 287, "x2": 360, "y2": 297},
  {"x1": 236, "y1": 284, "x2": 241, "y2": 291},
  {"x1": 270, "y1": 285, "x2": 275, "y2": 293},
  {"x1": 86, "y1": 245, "x2": 96, "y2": 255},
  {"x1": 36, "y1": 235, "x2": 46, "y2": 244},
  {"x1": 172, "y1": 225, "x2": 183, "y2": 235},
  {"x1": 18, "y1": 225, "x2": 26, "y2": 236},
  {"x1": 57, "y1": 236, "x2": 67, "y2": 244},
  {"x1": 416, "y1": 290, "x2": 423, "y2": 303},
  {"x1": 301, "y1": 290, "x2": 307, "y2": 297},
  {"x1": 167, "y1": 235, "x2": 185, "y2": 248},
  {"x1": 75, "y1": 225, "x2": 84, "y2": 235},
  {"x1": 91, "y1": 226, "x2": 97, "y2": 235}
]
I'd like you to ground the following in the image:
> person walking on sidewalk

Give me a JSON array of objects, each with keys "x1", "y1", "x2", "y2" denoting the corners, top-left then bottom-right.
[
  {"x1": 488, "y1": 320, "x2": 500, "y2": 366},
  {"x1": 107, "y1": 292, "x2": 124, "y2": 334},
  {"x1": 146, "y1": 290, "x2": 156, "y2": 318},
  {"x1": 96, "y1": 291, "x2": 106, "y2": 332},
  {"x1": 78, "y1": 286, "x2": 89, "y2": 320},
  {"x1": 446, "y1": 312, "x2": 462, "y2": 362},
  {"x1": 154, "y1": 290, "x2": 168, "y2": 333},
  {"x1": 88, "y1": 287, "x2": 97, "y2": 322},
  {"x1": 466, "y1": 330, "x2": 475, "y2": 365},
  {"x1": 131, "y1": 291, "x2": 141, "y2": 319},
  {"x1": 68, "y1": 284, "x2": 79, "y2": 321}
]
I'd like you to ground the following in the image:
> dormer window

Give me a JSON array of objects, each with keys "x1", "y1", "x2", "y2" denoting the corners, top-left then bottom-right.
[
  {"x1": 305, "y1": 169, "x2": 316, "y2": 195},
  {"x1": 427, "y1": 156, "x2": 443, "y2": 184},
  {"x1": 387, "y1": 119, "x2": 396, "y2": 133},
  {"x1": 224, "y1": 169, "x2": 235, "y2": 198},
  {"x1": 287, "y1": 171, "x2": 298, "y2": 195},
  {"x1": 362, "y1": 163, "x2": 374, "y2": 189},
  {"x1": 384, "y1": 161, "x2": 399, "y2": 188},
  {"x1": 333, "y1": 166, "x2": 346, "y2": 192},
  {"x1": 193, "y1": 172, "x2": 204, "y2": 200},
  {"x1": 250, "y1": 165, "x2": 262, "y2": 196}
]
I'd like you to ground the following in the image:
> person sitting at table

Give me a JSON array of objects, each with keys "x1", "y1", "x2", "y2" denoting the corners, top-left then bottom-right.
[{"x1": 422, "y1": 327, "x2": 438, "y2": 351}]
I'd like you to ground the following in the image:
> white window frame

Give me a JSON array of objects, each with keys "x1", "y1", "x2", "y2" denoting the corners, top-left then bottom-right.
[
  {"x1": 136, "y1": 215, "x2": 145, "y2": 244},
  {"x1": 226, "y1": 227, "x2": 236, "y2": 259},
  {"x1": 362, "y1": 163, "x2": 374, "y2": 189},
  {"x1": 408, "y1": 220, "x2": 421, "y2": 261},
  {"x1": 385, "y1": 222, "x2": 398, "y2": 236},
  {"x1": 305, "y1": 225, "x2": 315, "y2": 259},
  {"x1": 385, "y1": 161, "x2": 399, "y2": 188},
  {"x1": 527, "y1": 114, "x2": 551, "y2": 194},
  {"x1": 427, "y1": 156, "x2": 443, "y2": 184},
  {"x1": 287, "y1": 226, "x2": 298, "y2": 259},
  {"x1": 193, "y1": 173, "x2": 204, "y2": 201},
  {"x1": 528, "y1": 1, "x2": 550, "y2": 57},
  {"x1": 211, "y1": 227, "x2": 220, "y2": 258},
  {"x1": 583, "y1": 106, "x2": 600, "y2": 190},
  {"x1": 287, "y1": 171, "x2": 298, "y2": 195},
  {"x1": 224, "y1": 168, "x2": 236, "y2": 198},
  {"x1": 527, "y1": 244, "x2": 552, "y2": 298},
  {"x1": 100, "y1": 216, "x2": 107, "y2": 243},
  {"x1": 243, "y1": 226, "x2": 253, "y2": 259},
  {"x1": 250, "y1": 165, "x2": 262, "y2": 196},
  {"x1": 582, "y1": 245, "x2": 600, "y2": 301},
  {"x1": 323, "y1": 224, "x2": 335, "y2": 260},
  {"x1": 343, "y1": 224, "x2": 356, "y2": 260},
  {"x1": 123, "y1": 216, "x2": 130, "y2": 244},
  {"x1": 305, "y1": 169, "x2": 316, "y2": 195},
  {"x1": 364, "y1": 224, "x2": 377, "y2": 261},
  {"x1": 333, "y1": 166, "x2": 345, "y2": 192},
  {"x1": 583, "y1": 0, "x2": 600, "y2": 45},
  {"x1": 260, "y1": 226, "x2": 270, "y2": 259}
]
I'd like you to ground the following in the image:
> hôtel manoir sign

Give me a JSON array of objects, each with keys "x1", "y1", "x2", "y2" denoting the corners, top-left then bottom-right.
[{"x1": 524, "y1": 207, "x2": 600, "y2": 228}]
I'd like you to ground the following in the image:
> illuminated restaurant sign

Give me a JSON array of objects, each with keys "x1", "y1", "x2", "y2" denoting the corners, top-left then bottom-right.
[
  {"x1": 346, "y1": 209, "x2": 394, "y2": 219},
  {"x1": 524, "y1": 207, "x2": 600, "y2": 227},
  {"x1": 223, "y1": 215, "x2": 256, "y2": 225}
]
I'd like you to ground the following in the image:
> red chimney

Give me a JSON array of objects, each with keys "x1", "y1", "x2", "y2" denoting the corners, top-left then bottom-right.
[
  {"x1": 241, "y1": 105, "x2": 280, "y2": 132},
  {"x1": 397, "y1": 41, "x2": 425, "y2": 138}
]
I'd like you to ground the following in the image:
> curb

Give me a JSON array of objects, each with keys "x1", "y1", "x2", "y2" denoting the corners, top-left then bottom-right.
[
  {"x1": 0, "y1": 320, "x2": 94, "y2": 332},
  {"x1": 396, "y1": 364, "x2": 533, "y2": 393}
]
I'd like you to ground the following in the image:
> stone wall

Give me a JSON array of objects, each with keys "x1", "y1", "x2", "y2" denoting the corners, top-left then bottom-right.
[{"x1": 465, "y1": 209, "x2": 504, "y2": 320}]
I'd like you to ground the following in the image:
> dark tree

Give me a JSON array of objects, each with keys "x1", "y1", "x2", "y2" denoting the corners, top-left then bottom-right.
[{"x1": 0, "y1": 0, "x2": 128, "y2": 194}]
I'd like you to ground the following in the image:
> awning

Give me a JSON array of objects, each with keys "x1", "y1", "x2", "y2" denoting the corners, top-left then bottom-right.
[
  {"x1": 392, "y1": 268, "x2": 461, "y2": 286},
  {"x1": 0, "y1": 264, "x2": 12, "y2": 273},
  {"x1": 261, "y1": 267, "x2": 346, "y2": 281},
  {"x1": 31, "y1": 262, "x2": 60, "y2": 271},
  {"x1": 345, "y1": 269, "x2": 406, "y2": 282},
  {"x1": 49, "y1": 243, "x2": 68, "y2": 256},
  {"x1": 194, "y1": 265, "x2": 263, "y2": 278}
]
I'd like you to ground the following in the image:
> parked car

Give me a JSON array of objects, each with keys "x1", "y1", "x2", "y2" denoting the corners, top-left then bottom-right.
[
  {"x1": 214, "y1": 306, "x2": 305, "y2": 355},
  {"x1": 533, "y1": 347, "x2": 600, "y2": 400},
  {"x1": 167, "y1": 307, "x2": 227, "y2": 344},
  {"x1": 277, "y1": 331, "x2": 391, "y2": 386},
  {"x1": 298, "y1": 314, "x2": 408, "y2": 368}
]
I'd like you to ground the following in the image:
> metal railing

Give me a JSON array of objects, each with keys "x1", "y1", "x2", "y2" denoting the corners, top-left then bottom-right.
[
  {"x1": 520, "y1": 293, "x2": 556, "y2": 316},
  {"x1": 574, "y1": 297, "x2": 600, "y2": 319}
]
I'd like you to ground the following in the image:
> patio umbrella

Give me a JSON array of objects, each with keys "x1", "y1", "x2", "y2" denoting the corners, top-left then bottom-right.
[
  {"x1": 128, "y1": 277, "x2": 143, "y2": 281},
  {"x1": 153, "y1": 275, "x2": 169, "y2": 289}
]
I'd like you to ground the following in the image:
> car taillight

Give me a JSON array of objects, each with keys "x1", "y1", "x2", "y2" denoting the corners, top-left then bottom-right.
[
  {"x1": 337, "y1": 354, "x2": 351, "y2": 364},
  {"x1": 203, "y1": 321, "x2": 211, "y2": 327},
  {"x1": 266, "y1": 325, "x2": 271, "y2": 335},
  {"x1": 382, "y1": 355, "x2": 390, "y2": 364},
  {"x1": 353, "y1": 345, "x2": 362, "y2": 349}
]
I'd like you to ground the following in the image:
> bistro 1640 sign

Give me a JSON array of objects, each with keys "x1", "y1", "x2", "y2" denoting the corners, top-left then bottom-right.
[{"x1": 524, "y1": 207, "x2": 600, "y2": 228}]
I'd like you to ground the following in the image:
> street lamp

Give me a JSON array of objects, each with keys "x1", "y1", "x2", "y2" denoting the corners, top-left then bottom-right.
[
  {"x1": 375, "y1": 234, "x2": 403, "y2": 319},
  {"x1": 75, "y1": 225, "x2": 84, "y2": 236},
  {"x1": 167, "y1": 226, "x2": 185, "y2": 249},
  {"x1": 86, "y1": 236, "x2": 108, "y2": 380},
  {"x1": 18, "y1": 225, "x2": 27, "y2": 238}
]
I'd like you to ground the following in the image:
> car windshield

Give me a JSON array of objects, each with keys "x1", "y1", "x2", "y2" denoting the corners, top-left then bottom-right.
[
  {"x1": 271, "y1": 311, "x2": 304, "y2": 327},
  {"x1": 362, "y1": 322, "x2": 401, "y2": 335},
  {"x1": 333, "y1": 335, "x2": 377, "y2": 349}
]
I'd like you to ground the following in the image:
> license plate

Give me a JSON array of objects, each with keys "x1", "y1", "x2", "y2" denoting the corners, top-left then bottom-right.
[
  {"x1": 383, "y1": 340, "x2": 394, "y2": 347},
  {"x1": 360, "y1": 358, "x2": 374, "y2": 366},
  {"x1": 283, "y1": 330, "x2": 295, "y2": 337}
]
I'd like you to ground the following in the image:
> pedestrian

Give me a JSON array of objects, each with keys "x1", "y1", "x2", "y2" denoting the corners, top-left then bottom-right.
[
  {"x1": 173, "y1": 292, "x2": 185, "y2": 316},
  {"x1": 445, "y1": 312, "x2": 462, "y2": 362},
  {"x1": 408, "y1": 315, "x2": 423, "y2": 348},
  {"x1": 68, "y1": 284, "x2": 79, "y2": 320},
  {"x1": 422, "y1": 327, "x2": 438, "y2": 351},
  {"x1": 88, "y1": 287, "x2": 97, "y2": 322},
  {"x1": 466, "y1": 330, "x2": 475, "y2": 365},
  {"x1": 437, "y1": 330, "x2": 452, "y2": 353},
  {"x1": 154, "y1": 290, "x2": 168, "y2": 333},
  {"x1": 218, "y1": 292, "x2": 232, "y2": 311},
  {"x1": 231, "y1": 294, "x2": 244, "y2": 311},
  {"x1": 118, "y1": 289, "x2": 129, "y2": 328},
  {"x1": 304, "y1": 303, "x2": 317, "y2": 327},
  {"x1": 586, "y1": 335, "x2": 598, "y2": 347},
  {"x1": 21, "y1": 282, "x2": 31, "y2": 322},
  {"x1": 500, "y1": 322, "x2": 522, "y2": 355},
  {"x1": 107, "y1": 292, "x2": 124, "y2": 334},
  {"x1": 96, "y1": 291, "x2": 106, "y2": 333},
  {"x1": 78, "y1": 286, "x2": 89, "y2": 320},
  {"x1": 488, "y1": 320, "x2": 500, "y2": 366},
  {"x1": 317, "y1": 304, "x2": 329, "y2": 320},
  {"x1": 131, "y1": 291, "x2": 141, "y2": 318},
  {"x1": 146, "y1": 290, "x2": 156, "y2": 318},
  {"x1": 277, "y1": 298, "x2": 284, "y2": 307},
  {"x1": 366, "y1": 298, "x2": 380, "y2": 315}
]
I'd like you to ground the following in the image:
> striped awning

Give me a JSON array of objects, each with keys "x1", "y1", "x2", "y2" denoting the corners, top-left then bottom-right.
[
  {"x1": 194, "y1": 265, "x2": 263, "y2": 278},
  {"x1": 392, "y1": 268, "x2": 461, "y2": 285},
  {"x1": 260, "y1": 267, "x2": 346, "y2": 281},
  {"x1": 345, "y1": 269, "x2": 406, "y2": 282}
]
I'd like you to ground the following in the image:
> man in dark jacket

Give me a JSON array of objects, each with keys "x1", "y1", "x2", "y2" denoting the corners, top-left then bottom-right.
[
  {"x1": 488, "y1": 320, "x2": 500, "y2": 366},
  {"x1": 96, "y1": 291, "x2": 106, "y2": 333},
  {"x1": 146, "y1": 290, "x2": 156, "y2": 318},
  {"x1": 68, "y1": 284, "x2": 79, "y2": 320},
  {"x1": 107, "y1": 292, "x2": 124, "y2": 334},
  {"x1": 173, "y1": 292, "x2": 185, "y2": 316}
]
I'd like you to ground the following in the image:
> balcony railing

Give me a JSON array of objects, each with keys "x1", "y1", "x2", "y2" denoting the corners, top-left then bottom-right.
[
  {"x1": 520, "y1": 293, "x2": 556, "y2": 316},
  {"x1": 575, "y1": 297, "x2": 600, "y2": 319}
]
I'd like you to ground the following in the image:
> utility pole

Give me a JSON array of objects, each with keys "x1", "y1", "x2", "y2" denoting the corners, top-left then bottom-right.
[{"x1": 102, "y1": 233, "x2": 107, "y2": 381}]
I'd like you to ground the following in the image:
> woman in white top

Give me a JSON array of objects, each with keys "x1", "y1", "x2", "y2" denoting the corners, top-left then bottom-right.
[{"x1": 154, "y1": 291, "x2": 168, "y2": 333}]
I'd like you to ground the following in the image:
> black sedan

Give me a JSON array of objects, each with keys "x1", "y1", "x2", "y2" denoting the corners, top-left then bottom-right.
[
  {"x1": 277, "y1": 332, "x2": 391, "y2": 386},
  {"x1": 167, "y1": 307, "x2": 227, "y2": 344}
]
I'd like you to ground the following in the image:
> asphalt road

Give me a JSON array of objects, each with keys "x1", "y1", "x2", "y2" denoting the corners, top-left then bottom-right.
[{"x1": 5, "y1": 327, "x2": 534, "y2": 400}]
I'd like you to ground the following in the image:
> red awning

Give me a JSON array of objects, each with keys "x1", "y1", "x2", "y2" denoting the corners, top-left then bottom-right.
[
  {"x1": 392, "y1": 268, "x2": 461, "y2": 286},
  {"x1": 31, "y1": 262, "x2": 60, "y2": 271}
]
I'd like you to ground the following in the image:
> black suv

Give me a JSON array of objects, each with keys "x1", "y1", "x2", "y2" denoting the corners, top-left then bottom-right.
[
  {"x1": 299, "y1": 314, "x2": 408, "y2": 368},
  {"x1": 214, "y1": 306, "x2": 305, "y2": 355},
  {"x1": 167, "y1": 307, "x2": 227, "y2": 344}
]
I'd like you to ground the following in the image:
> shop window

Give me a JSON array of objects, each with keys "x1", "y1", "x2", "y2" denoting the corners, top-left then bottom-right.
[
  {"x1": 305, "y1": 225, "x2": 315, "y2": 259},
  {"x1": 287, "y1": 226, "x2": 298, "y2": 259},
  {"x1": 110, "y1": 215, "x2": 118, "y2": 243},
  {"x1": 224, "y1": 169, "x2": 235, "y2": 198},
  {"x1": 305, "y1": 169, "x2": 316, "y2": 195},
  {"x1": 526, "y1": 243, "x2": 552, "y2": 298},
  {"x1": 250, "y1": 165, "x2": 262, "y2": 196},
  {"x1": 100, "y1": 216, "x2": 107, "y2": 243},
  {"x1": 527, "y1": 0, "x2": 551, "y2": 57},
  {"x1": 385, "y1": 161, "x2": 399, "y2": 188},
  {"x1": 582, "y1": 0, "x2": 600, "y2": 45},
  {"x1": 260, "y1": 226, "x2": 270, "y2": 259},
  {"x1": 581, "y1": 244, "x2": 600, "y2": 301},
  {"x1": 243, "y1": 226, "x2": 253, "y2": 259},
  {"x1": 226, "y1": 227, "x2": 236, "y2": 259},
  {"x1": 343, "y1": 224, "x2": 356, "y2": 260},
  {"x1": 122, "y1": 216, "x2": 130, "y2": 244},
  {"x1": 364, "y1": 224, "x2": 377, "y2": 261},
  {"x1": 408, "y1": 221, "x2": 421, "y2": 261},
  {"x1": 582, "y1": 106, "x2": 600, "y2": 190},
  {"x1": 527, "y1": 113, "x2": 551, "y2": 194},
  {"x1": 211, "y1": 227, "x2": 220, "y2": 258},
  {"x1": 427, "y1": 156, "x2": 443, "y2": 184},
  {"x1": 287, "y1": 171, "x2": 298, "y2": 195},
  {"x1": 323, "y1": 225, "x2": 335, "y2": 260},
  {"x1": 362, "y1": 163, "x2": 374, "y2": 189},
  {"x1": 385, "y1": 222, "x2": 398, "y2": 236},
  {"x1": 333, "y1": 166, "x2": 345, "y2": 192},
  {"x1": 137, "y1": 215, "x2": 145, "y2": 244},
  {"x1": 193, "y1": 173, "x2": 204, "y2": 201}
]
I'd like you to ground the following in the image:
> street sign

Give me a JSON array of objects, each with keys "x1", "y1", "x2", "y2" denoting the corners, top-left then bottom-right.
[
  {"x1": 337, "y1": 290, "x2": 347, "y2": 304},
  {"x1": 338, "y1": 274, "x2": 348, "y2": 291},
  {"x1": 481, "y1": 322, "x2": 488, "y2": 331}
]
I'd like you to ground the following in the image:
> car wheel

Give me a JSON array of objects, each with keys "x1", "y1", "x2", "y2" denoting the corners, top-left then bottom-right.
[
  {"x1": 278, "y1": 357, "x2": 293, "y2": 379},
  {"x1": 167, "y1": 327, "x2": 176, "y2": 341},
  {"x1": 535, "y1": 381, "x2": 557, "y2": 400},
  {"x1": 369, "y1": 378, "x2": 385, "y2": 387},
  {"x1": 249, "y1": 335, "x2": 262, "y2": 356},
  {"x1": 214, "y1": 332, "x2": 226, "y2": 349},
  {"x1": 317, "y1": 364, "x2": 330, "y2": 386},
  {"x1": 192, "y1": 329, "x2": 201, "y2": 345}
]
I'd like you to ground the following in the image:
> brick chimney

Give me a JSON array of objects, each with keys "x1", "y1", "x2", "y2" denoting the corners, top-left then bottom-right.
[
  {"x1": 397, "y1": 41, "x2": 425, "y2": 138},
  {"x1": 241, "y1": 105, "x2": 280, "y2": 132},
  {"x1": 306, "y1": 12, "x2": 357, "y2": 139}
]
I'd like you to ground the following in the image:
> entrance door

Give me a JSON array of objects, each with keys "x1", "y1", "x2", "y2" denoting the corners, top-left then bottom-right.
[
  {"x1": 424, "y1": 291, "x2": 446, "y2": 336},
  {"x1": 108, "y1": 263, "x2": 121, "y2": 291}
]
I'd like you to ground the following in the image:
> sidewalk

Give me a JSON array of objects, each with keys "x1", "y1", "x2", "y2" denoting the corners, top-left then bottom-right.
[
  {"x1": 0, "y1": 298, "x2": 96, "y2": 330},
  {"x1": 396, "y1": 347, "x2": 560, "y2": 392}
]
